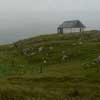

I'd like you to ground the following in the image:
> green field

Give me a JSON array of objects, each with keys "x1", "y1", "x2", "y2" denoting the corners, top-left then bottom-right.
[{"x1": 0, "y1": 30, "x2": 100, "y2": 99}]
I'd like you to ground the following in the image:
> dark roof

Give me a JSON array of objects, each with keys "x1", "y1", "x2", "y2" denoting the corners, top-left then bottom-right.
[{"x1": 58, "y1": 20, "x2": 86, "y2": 28}]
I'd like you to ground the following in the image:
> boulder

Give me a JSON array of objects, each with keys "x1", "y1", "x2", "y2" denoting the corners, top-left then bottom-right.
[
  {"x1": 95, "y1": 56, "x2": 100, "y2": 63},
  {"x1": 49, "y1": 46, "x2": 53, "y2": 50},
  {"x1": 79, "y1": 41, "x2": 83, "y2": 45}
]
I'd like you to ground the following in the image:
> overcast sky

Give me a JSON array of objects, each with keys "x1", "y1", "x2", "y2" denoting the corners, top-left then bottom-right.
[{"x1": 0, "y1": 0, "x2": 100, "y2": 43}]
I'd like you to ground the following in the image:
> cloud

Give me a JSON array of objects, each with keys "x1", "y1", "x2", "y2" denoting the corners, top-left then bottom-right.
[
  {"x1": 48, "y1": 0, "x2": 100, "y2": 11},
  {"x1": 0, "y1": 0, "x2": 100, "y2": 13},
  {"x1": 0, "y1": 0, "x2": 50, "y2": 12}
]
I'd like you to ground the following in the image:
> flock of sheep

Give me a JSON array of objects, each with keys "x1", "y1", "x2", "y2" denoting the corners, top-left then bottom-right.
[
  {"x1": 21, "y1": 45, "x2": 72, "y2": 64},
  {"x1": 14, "y1": 41, "x2": 100, "y2": 71}
]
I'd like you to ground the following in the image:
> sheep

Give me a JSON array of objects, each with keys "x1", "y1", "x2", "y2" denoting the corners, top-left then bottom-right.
[
  {"x1": 61, "y1": 50, "x2": 72, "y2": 62},
  {"x1": 62, "y1": 55, "x2": 69, "y2": 61},
  {"x1": 22, "y1": 48, "x2": 28, "y2": 55},
  {"x1": 43, "y1": 60, "x2": 47, "y2": 64},
  {"x1": 38, "y1": 47, "x2": 43, "y2": 52}
]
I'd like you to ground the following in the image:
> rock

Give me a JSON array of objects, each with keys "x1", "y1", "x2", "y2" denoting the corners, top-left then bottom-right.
[
  {"x1": 9, "y1": 45, "x2": 14, "y2": 48},
  {"x1": 49, "y1": 46, "x2": 53, "y2": 50},
  {"x1": 31, "y1": 48, "x2": 34, "y2": 50},
  {"x1": 27, "y1": 54, "x2": 31, "y2": 57},
  {"x1": 19, "y1": 64, "x2": 25, "y2": 67},
  {"x1": 72, "y1": 43, "x2": 77, "y2": 46},
  {"x1": 30, "y1": 52, "x2": 35, "y2": 56},
  {"x1": 46, "y1": 53, "x2": 49, "y2": 56},
  {"x1": 91, "y1": 62, "x2": 96, "y2": 66},
  {"x1": 62, "y1": 51, "x2": 66, "y2": 54},
  {"x1": 79, "y1": 41, "x2": 83, "y2": 45},
  {"x1": 95, "y1": 56, "x2": 100, "y2": 63}
]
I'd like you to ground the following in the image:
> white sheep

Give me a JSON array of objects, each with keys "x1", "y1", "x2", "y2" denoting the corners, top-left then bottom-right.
[
  {"x1": 38, "y1": 47, "x2": 43, "y2": 52},
  {"x1": 43, "y1": 60, "x2": 47, "y2": 64},
  {"x1": 22, "y1": 48, "x2": 28, "y2": 55},
  {"x1": 62, "y1": 55, "x2": 68, "y2": 61}
]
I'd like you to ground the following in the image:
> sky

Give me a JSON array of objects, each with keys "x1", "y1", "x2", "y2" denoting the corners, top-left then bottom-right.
[{"x1": 0, "y1": 0, "x2": 100, "y2": 43}]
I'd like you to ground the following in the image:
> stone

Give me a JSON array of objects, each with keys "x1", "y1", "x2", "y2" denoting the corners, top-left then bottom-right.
[
  {"x1": 19, "y1": 64, "x2": 25, "y2": 67},
  {"x1": 95, "y1": 56, "x2": 100, "y2": 63},
  {"x1": 49, "y1": 46, "x2": 53, "y2": 50},
  {"x1": 72, "y1": 43, "x2": 77, "y2": 46},
  {"x1": 62, "y1": 51, "x2": 66, "y2": 54},
  {"x1": 79, "y1": 41, "x2": 83, "y2": 45},
  {"x1": 30, "y1": 52, "x2": 35, "y2": 56},
  {"x1": 46, "y1": 53, "x2": 49, "y2": 56}
]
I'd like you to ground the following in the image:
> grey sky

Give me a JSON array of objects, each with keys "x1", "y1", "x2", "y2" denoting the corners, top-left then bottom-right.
[
  {"x1": 0, "y1": 0, "x2": 100, "y2": 43},
  {"x1": 0, "y1": 0, "x2": 99, "y2": 12}
]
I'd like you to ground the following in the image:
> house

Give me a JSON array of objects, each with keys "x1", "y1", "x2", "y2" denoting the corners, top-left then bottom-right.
[{"x1": 57, "y1": 20, "x2": 86, "y2": 34}]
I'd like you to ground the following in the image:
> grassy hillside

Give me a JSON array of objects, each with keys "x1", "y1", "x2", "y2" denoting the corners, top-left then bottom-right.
[{"x1": 0, "y1": 30, "x2": 100, "y2": 99}]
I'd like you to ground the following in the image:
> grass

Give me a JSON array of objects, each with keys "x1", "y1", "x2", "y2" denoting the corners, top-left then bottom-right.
[{"x1": 0, "y1": 30, "x2": 100, "y2": 99}]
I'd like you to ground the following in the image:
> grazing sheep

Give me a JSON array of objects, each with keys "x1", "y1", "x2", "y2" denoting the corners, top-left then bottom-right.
[
  {"x1": 38, "y1": 47, "x2": 43, "y2": 52},
  {"x1": 62, "y1": 55, "x2": 69, "y2": 61},
  {"x1": 22, "y1": 48, "x2": 31, "y2": 56},
  {"x1": 22, "y1": 49, "x2": 28, "y2": 55},
  {"x1": 43, "y1": 60, "x2": 47, "y2": 64},
  {"x1": 62, "y1": 51, "x2": 72, "y2": 62}
]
